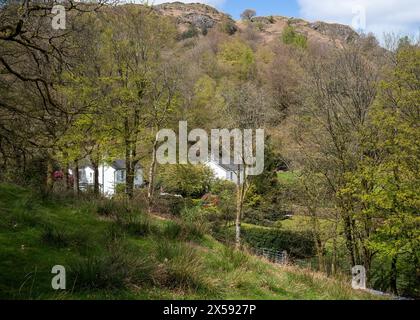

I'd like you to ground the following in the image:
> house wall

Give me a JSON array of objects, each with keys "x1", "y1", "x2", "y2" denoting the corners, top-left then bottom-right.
[
  {"x1": 98, "y1": 165, "x2": 117, "y2": 196},
  {"x1": 77, "y1": 164, "x2": 144, "y2": 197},
  {"x1": 80, "y1": 167, "x2": 95, "y2": 185},
  {"x1": 134, "y1": 169, "x2": 143, "y2": 187},
  {"x1": 205, "y1": 161, "x2": 229, "y2": 180},
  {"x1": 204, "y1": 161, "x2": 243, "y2": 184}
]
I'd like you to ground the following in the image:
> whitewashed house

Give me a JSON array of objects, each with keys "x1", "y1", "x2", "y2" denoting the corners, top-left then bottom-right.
[
  {"x1": 204, "y1": 159, "x2": 244, "y2": 185},
  {"x1": 77, "y1": 159, "x2": 143, "y2": 196}
]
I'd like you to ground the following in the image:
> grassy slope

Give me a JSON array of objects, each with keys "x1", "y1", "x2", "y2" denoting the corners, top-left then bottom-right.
[{"x1": 0, "y1": 184, "x2": 380, "y2": 300}]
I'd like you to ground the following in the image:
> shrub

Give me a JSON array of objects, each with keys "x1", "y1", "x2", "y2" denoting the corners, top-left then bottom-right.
[
  {"x1": 241, "y1": 226, "x2": 315, "y2": 259},
  {"x1": 281, "y1": 25, "x2": 307, "y2": 49},
  {"x1": 219, "y1": 18, "x2": 237, "y2": 35},
  {"x1": 158, "y1": 164, "x2": 213, "y2": 198},
  {"x1": 180, "y1": 25, "x2": 199, "y2": 40},
  {"x1": 152, "y1": 195, "x2": 186, "y2": 216},
  {"x1": 218, "y1": 225, "x2": 315, "y2": 259}
]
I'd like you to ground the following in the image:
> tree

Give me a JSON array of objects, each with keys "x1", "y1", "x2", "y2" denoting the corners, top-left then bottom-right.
[
  {"x1": 98, "y1": 5, "x2": 178, "y2": 200},
  {"x1": 347, "y1": 44, "x2": 420, "y2": 296},
  {"x1": 221, "y1": 82, "x2": 273, "y2": 249},
  {"x1": 158, "y1": 164, "x2": 214, "y2": 198},
  {"x1": 293, "y1": 43, "x2": 380, "y2": 269},
  {"x1": 240, "y1": 9, "x2": 256, "y2": 21},
  {"x1": 282, "y1": 25, "x2": 308, "y2": 49},
  {"x1": 0, "y1": 1, "x2": 107, "y2": 188},
  {"x1": 217, "y1": 39, "x2": 256, "y2": 81}
]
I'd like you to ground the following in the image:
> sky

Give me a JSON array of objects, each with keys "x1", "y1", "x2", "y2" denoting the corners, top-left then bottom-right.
[{"x1": 152, "y1": 0, "x2": 420, "y2": 41}]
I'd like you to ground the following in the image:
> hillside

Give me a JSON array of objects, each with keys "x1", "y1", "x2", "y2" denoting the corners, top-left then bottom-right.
[
  {"x1": 0, "y1": 184, "x2": 380, "y2": 300},
  {"x1": 153, "y1": 2, "x2": 360, "y2": 47}
]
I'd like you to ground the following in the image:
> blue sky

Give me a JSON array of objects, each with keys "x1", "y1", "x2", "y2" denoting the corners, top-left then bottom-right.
[
  {"x1": 219, "y1": 0, "x2": 300, "y2": 20},
  {"x1": 154, "y1": 0, "x2": 420, "y2": 41}
]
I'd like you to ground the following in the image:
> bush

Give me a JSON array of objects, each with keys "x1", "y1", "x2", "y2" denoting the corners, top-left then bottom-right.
[
  {"x1": 281, "y1": 25, "x2": 307, "y2": 49},
  {"x1": 179, "y1": 25, "x2": 199, "y2": 40},
  {"x1": 158, "y1": 164, "x2": 213, "y2": 198},
  {"x1": 219, "y1": 18, "x2": 237, "y2": 35},
  {"x1": 153, "y1": 195, "x2": 186, "y2": 216},
  {"x1": 241, "y1": 227, "x2": 315, "y2": 259},
  {"x1": 217, "y1": 225, "x2": 315, "y2": 259}
]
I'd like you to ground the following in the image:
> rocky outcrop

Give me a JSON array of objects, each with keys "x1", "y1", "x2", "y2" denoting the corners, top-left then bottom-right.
[
  {"x1": 155, "y1": 2, "x2": 235, "y2": 33},
  {"x1": 154, "y1": 2, "x2": 360, "y2": 46},
  {"x1": 309, "y1": 21, "x2": 359, "y2": 43}
]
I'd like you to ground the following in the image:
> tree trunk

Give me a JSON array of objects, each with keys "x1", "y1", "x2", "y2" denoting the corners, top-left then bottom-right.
[
  {"x1": 235, "y1": 185, "x2": 242, "y2": 250},
  {"x1": 125, "y1": 143, "x2": 134, "y2": 199},
  {"x1": 74, "y1": 161, "x2": 80, "y2": 196},
  {"x1": 147, "y1": 138, "x2": 158, "y2": 213},
  {"x1": 343, "y1": 214, "x2": 357, "y2": 267},
  {"x1": 93, "y1": 162, "x2": 99, "y2": 197},
  {"x1": 331, "y1": 217, "x2": 339, "y2": 275},
  {"x1": 64, "y1": 161, "x2": 70, "y2": 190},
  {"x1": 46, "y1": 156, "x2": 54, "y2": 193},
  {"x1": 390, "y1": 255, "x2": 398, "y2": 294},
  {"x1": 235, "y1": 167, "x2": 243, "y2": 250},
  {"x1": 310, "y1": 208, "x2": 325, "y2": 272}
]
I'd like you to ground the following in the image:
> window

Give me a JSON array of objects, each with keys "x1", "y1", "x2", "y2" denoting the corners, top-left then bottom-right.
[{"x1": 117, "y1": 170, "x2": 125, "y2": 182}]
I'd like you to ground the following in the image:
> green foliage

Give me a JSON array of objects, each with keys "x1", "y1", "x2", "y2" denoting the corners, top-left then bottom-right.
[
  {"x1": 116, "y1": 213, "x2": 154, "y2": 237},
  {"x1": 219, "y1": 18, "x2": 238, "y2": 35},
  {"x1": 342, "y1": 45, "x2": 420, "y2": 297},
  {"x1": 0, "y1": 184, "x2": 381, "y2": 299},
  {"x1": 180, "y1": 24, "x2": 199, "y2": 40},
  {"x1": 210, "y1": 180, "x2": 236, "y2": 223},
  {"x1": 154, "y1": 242, "x2": 210, "y2": 291},
  {"x1": 220, "y1": 225, "x2": 315, "y2": 259},
  {"x1": 69, "y1": 241, "x2": 156, "y2": 291},
  {"x1": 281, "y1": 25, "x2": 307, "y2": 49},
  {"x1": 217, "y1": 39, "x2": 256, "y2": 80},
  {"x1": 96, "y1": 198, "x2": 129, "y2": 217},
  {"x1": 245, "y1": 142, "x2": 290, "y2": 224},
  {"x1": 158, "y1": 164, "x2": 214, "y2": 198}
]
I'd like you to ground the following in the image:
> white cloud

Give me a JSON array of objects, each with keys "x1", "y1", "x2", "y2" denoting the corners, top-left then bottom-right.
[
  {"x1": 297, "y1": 0, "x2": 420, "y2": 41},
  {"x1": 150, "y1": 0, "x2": 226, "y2": 8}
]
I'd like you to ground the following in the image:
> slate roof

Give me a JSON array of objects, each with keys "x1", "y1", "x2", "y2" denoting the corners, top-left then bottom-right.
[{"x1": 79, "y1": 159, "x2": 141, "y2": 170}]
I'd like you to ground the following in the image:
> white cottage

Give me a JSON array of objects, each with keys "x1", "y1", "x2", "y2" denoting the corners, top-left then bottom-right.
[
  {"x1": 204, "y1": 160, "x2": 244, "y2": 185},
  {"x1": 78, "y1": 159, "x2": 143, "y2": 196}
]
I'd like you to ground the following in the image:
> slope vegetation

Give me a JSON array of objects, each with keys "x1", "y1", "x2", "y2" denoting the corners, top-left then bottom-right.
[{"x1": 0, "y1": 184, "x2": 381, "y2": 300}]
